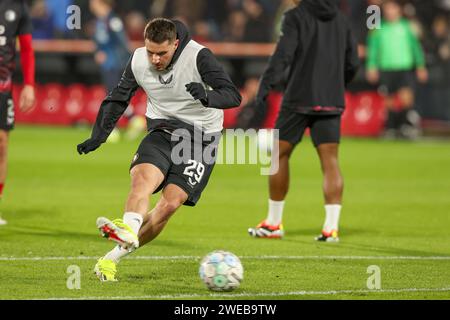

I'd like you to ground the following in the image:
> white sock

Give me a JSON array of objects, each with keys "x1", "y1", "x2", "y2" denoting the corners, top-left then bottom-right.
[
  {"x1": 266, "y1": 199, "x2": 285, "y2": 226},
  {"x1": 123, "y1": 212, "x2": 144, "y2": 235},
  {"x1": 104, "y1": 245, "x2": 130, "y2": 263},
  {"x1": 323, "y1": 204, "x2": 341, "y2": 233}
]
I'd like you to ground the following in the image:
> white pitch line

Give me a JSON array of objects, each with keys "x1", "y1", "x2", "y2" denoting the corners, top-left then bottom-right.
[
  {"x1": 1, "y1": 255, "x2": 450, "y2": 261},
  {"x1": 42, "y1": 287, "x2": 450, "y2": 300}
]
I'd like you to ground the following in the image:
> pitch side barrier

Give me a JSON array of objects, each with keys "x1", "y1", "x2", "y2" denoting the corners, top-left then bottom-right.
[{"x1": 31, "y1": 40, "x2": 276, "y2": 57}]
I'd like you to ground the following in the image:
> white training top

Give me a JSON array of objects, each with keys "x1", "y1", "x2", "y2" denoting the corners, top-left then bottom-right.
[{"x1": 131, "y1": 40, "x2": 224, "y2": 133}]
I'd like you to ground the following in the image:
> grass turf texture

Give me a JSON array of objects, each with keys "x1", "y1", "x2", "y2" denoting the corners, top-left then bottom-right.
[{"x1": 0, "y1": 125, "x2": 449, "y2": 300}]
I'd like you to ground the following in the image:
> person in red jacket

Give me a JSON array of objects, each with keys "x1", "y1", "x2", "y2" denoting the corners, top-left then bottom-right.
[{"x1": 0, "y1": 0, "x2": 36, "y2": 225}]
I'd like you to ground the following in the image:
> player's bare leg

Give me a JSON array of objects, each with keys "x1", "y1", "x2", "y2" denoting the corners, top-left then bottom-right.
[
  {"x1": 0, "y1": 131, "x2": 9, "y2": 226},
  {"x1": 97, "y1": 163, "x2": 165, "y2": 248},
  {"x1": 138, "y1": 184, "x2": 188, "y2": 246},
  {"x1": 269, "y1": 140, "x2": 294, "y2": 201},
  {"x1": 249, "y1": 140, "x2": 294, "y2": 238},
  {"x1": 126, "y1": 163, "x2": 165, "y2": 215},
  {"x1": 315, "y1": 143, "x2": 343, "y2": 242},
  {"x1": 95, "y1": 163, "x2": 165, "y2": 281}
]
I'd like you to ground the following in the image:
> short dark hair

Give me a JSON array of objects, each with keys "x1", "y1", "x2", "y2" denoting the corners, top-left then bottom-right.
[{"x1": 144, "y1": 18, "x2": 177, "y2": 44}]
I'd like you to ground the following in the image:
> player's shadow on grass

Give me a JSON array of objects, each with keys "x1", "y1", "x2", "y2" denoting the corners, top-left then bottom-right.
[
  {"x1": 328, "y1": 241, "x2": 447, "y2": 257},
  {"x1": 149, "y1": 239, "x2": 198, "y2": 250},
  {"x1": 1, "y1": 225, "x2": 100, "y2": 241},
  {"x1": 285, "y1": 228, "x2": 446, "y2": 257},
  {"x1": 286, "y1": 227, "x2": 377, "y2": 238},
  {"x1": 1, "y1": 208, "x2": 58, "y2": 220}
]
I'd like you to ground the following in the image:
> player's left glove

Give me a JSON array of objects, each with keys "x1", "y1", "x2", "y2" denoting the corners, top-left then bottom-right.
[
  {"x1": 185, "y1": 82, "x2": 208, "y2": 106},
  {"x1": 77, "y1": 138, "x2": 102, "y2": 155}
]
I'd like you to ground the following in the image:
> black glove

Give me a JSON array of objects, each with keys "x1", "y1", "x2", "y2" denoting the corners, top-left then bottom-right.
[
  {"x1": 185, "y1": 82, "x2": 208, "y2": 105},
  {"x1": 77, "y1": 138, "x2": 102, "y2": 155}
]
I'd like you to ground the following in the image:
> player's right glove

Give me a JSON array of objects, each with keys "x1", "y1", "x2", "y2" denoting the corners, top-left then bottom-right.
[{"x1": 77, "y1": 138, "x2": 102, "y2": 155}]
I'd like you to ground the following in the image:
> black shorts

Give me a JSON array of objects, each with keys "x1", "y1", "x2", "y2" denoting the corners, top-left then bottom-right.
[
  {"x1": 379, "y1": 70, "x2": 415, "y2": 95},
  {"x1": 130, "y1": 130, "x2": 220, "y2": 206},
  {"x1": 0, "y1": 92, "x2": 15, "y2": 131},
  {"x1": 275, "y1": 110, "x2": 341, "y2": 147}
]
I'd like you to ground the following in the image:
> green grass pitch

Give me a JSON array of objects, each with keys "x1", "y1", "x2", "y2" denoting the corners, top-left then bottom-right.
[{"x1": 0, "y1": 126, "x2": 449, "y2": 300}]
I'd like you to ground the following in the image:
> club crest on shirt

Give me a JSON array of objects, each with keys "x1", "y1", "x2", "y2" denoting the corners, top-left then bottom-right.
[
  {"x1": 158, "y1": 74, "x2": 173, "y2": 85},
  {"x1": 5, "y1": 10, "x2": 16, "y2": 22}
]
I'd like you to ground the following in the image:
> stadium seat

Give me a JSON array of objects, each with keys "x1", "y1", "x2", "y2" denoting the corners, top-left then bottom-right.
[
  {"x1": 85, "y1": 85, "x2": 106, "y2": 124},
  {"x1": 12, "y1": 83, "x2": 387, "y2": 137},
  {"x1": 342, "y1": 92, "x2": 385, "y2": 136},
  {"x1": 130, "y1": 89, "x2": 147, "y2": 116},
  {"x1": 65, "y1": 84, "x2": 88, "y2": 125},
  {"x1": 45, "y1": 84, "x2": 70, "y2": 124}
]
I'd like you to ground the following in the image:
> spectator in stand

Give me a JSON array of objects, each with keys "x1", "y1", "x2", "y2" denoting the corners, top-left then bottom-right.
[
  {"x1": 242, "y1": 0, "x2": 271, "y2": 42},
  {"x1": 90, "y1": 0, "x2": 130, "y2": 93},
  {"x1": 192, "y1": 20, "x2": 213, "y2": 42},
  {"x1": 203, "y1": 0, "x2": 229, "y2": 39},
  {"x1": 45, "y1": 0, "x2": 73, "y2": 38},
  {"x1": 116, "y1": 0, "x2": 153, "y2": 17},
  {"x1": 423, "y1": 15, "x2": 450, "y2": 120},
  {"x1": 90, "y1": 0, "x2": 136, "y2": 142},
  {"x1": 124, "y1": 11, "x2": 146, "y2": 42},
  {"x1": 366, "y1": 0, "x2": 428, "y2": 139},
  {"x1": 163, "y1": 0, "x2": 205, "y2": 26},
  {"x1": 30, "y1": 0, "x2": 54, "y2": 39},
  {"x1": 429, "y1": 15, "x2": 450, "y2": 63},
  {"x1": 222, "y1": 10, "x2": 249, "y2": 86},
  {"x1": 273, "y1": 0, "x2": 296, "y2": 41},
  {"x1": 223, "y1": 10, "x2": 248, "y2": 42},
  {"x1": 258, "y1": 0, "x2": 283, "y2": 14}
]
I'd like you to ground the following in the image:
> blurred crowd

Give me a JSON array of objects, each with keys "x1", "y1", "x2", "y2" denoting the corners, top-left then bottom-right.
[
  {"x1": 346, "y1": 0, "x2": 450, "y2": 76},
  {"x1": 30, "y1": 0, "x2": 287, "y2": 42},
  {"x1": 29, "y1": 0, "x2": 450, "y2": 69},
  {"x1": 27, "y1": 0, "x2": 450, "y2": 121}
]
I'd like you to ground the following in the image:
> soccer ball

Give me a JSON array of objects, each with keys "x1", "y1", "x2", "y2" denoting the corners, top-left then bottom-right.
[{"x1": 199, "y1": 250, "x2": 243, "y2": 291}]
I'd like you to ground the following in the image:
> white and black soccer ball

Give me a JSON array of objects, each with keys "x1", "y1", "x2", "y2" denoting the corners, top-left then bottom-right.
[{"x1": 199, "y1": 250, "x2": 243, "y2": 291}]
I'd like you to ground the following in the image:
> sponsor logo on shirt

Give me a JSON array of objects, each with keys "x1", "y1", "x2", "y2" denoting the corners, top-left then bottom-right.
[{"x1": 158, "y1": 74, "x2": 174, "y2": 85}]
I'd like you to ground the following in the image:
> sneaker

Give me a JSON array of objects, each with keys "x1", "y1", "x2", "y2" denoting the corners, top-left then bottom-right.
[
  {"x1": 96, "y1": 217, "x2": 139, "y2": 251},
  {"x1": 94, "y1": 257, "x2": 117, "y2": 282},
  {"x1": 315, "y1": 230, "x2": 339, "y2": 242},
  {"x1": 248, "y1": 220, "x2": 284, "y2": 239},
  {"x1": 0, "y1": 217, "x2": 7, "y2": 226}
]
